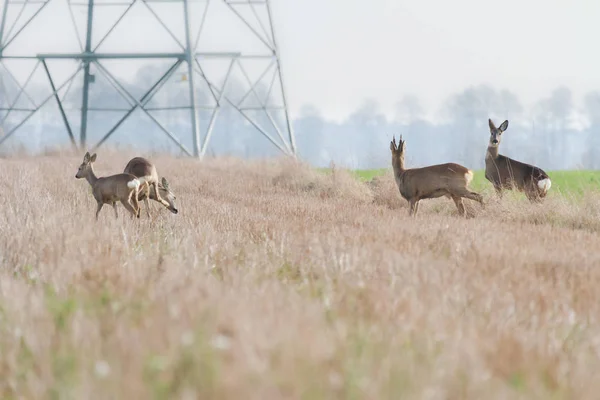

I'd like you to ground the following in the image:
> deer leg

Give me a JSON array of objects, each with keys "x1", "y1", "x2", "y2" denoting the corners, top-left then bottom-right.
[
  {"x1": 493, "y1": 185, "x2": 503, "y2": 199},
  {"x1": 144, "y1": 197, "x2": 151, "y2": 218},
  {"x1": 95, "y1": 202, "x2": 104, "y2": 221},
  {"x1": 527, "y1": 190, "x2": 543, "y2": 204},
  {"x1": 112, "y1": 202, "x2": 118, "y2": 219},
  {"x1": 451, "y1": 195, "x2": 466, "y2": 217},
  {"x1": 130, "y1": 190, "x2": 141, "y2": 218},
  {"x1": 462, "y1": 190, "x2": 485, "y2": 207},
  {"x1": 120, "y1": 198, "x2": 138, "y2": 219},
  {"x1": 408, "y1": 199, "x2": 419, "y2": 217},
  {"x1": 152, "y1": 182, "x2": 171, "y2": 209}
]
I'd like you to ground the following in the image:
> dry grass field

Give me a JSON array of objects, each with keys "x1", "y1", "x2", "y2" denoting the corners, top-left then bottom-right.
[{"x1": 2, "y1": 150, "x2": 600, "y2": 399}]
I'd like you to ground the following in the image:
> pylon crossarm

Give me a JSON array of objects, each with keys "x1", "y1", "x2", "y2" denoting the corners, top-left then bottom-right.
[
  {"x1": 93, "y1": 60, "x2": 193, "y2": 156},
  {"x1": 42, "y1": 59, "x2": 77, "y2": 147},
  {"x1": 91, "y1": 58, "x2": 183, "y2": 151},
  {"x1": 0, "y1": 63, "x2": 83, "y2": 147}
]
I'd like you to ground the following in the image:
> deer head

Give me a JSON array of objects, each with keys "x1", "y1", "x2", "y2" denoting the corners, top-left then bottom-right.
[
  {"x1": 389, "y1": 135, "x2": 406, "y2": 169},
  {"x1": 159, "y1": 177, "x2": 178, "y2": 214},
  {"x1": 76, "y1": 151, "x2": 97, "y2": 179},
  {"x1": 488, "y1": 118, "x2": 509, "y2": 148}
]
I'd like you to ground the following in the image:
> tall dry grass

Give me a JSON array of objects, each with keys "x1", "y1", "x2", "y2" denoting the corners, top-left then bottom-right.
[{"x1": 1, "y1": 151, "x2": 600, "y2": 399}]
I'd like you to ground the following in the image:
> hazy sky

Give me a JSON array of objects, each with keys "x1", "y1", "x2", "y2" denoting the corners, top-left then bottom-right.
[
  {"x1": 274, "y1": 0, "x2": 600, "y2": 121},
  {"x1": 3, "y1": 0, "x2": 600, "y2": 122}
]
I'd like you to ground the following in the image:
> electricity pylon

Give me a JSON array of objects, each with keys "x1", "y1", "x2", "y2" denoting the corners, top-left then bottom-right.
[{"x1": 0, "y1": 0, "x2": 296, "y2": 157}]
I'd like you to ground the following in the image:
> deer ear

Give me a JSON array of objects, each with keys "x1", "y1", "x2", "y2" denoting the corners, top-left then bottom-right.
[
  {"x1": 83, "y1": 152, "x2": 90, "y2": 162},
  {"x1": 161, "y1": 177, "x2": 169, "y2": 188},
  {"x1": 498, "y1": 120, "x2": 509, "y2": 132},
  {"x1": 90, "y1": 153, "x2": 97, "y2": 162},
  {"x1": 488, "y1": 118, "x2": 496, "y2": 131}
]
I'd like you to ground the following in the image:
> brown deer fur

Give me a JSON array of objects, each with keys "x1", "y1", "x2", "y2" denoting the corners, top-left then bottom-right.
[
  {"x1": 485, "y1": 118, "x2": 552, "y2": 202},
  {"x1": 390, "y1": 135, "x2": 484, "y2": 217},
  {"x1": 75, "y1": 152, "x2": 146, "y2": 220},
  {"x1": 123, "y1": 157, "x2": 178, "y2": 217}
]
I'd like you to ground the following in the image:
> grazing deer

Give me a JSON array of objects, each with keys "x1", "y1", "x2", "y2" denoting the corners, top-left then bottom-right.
[
  {"x1": 123, "y1": 156, "x2": 178, "y2": 217},
  {"x1": 75, "y1": 152, "x2": 146, "y2": 220},
  {"x1": 390, "y1": 135, "x2": 484, "y2": 217},
  {"x1": 485, "y1": 119, "x2": 552, "y2": 202}
]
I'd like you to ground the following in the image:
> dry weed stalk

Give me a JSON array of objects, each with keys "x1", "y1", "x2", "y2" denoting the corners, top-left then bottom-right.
[{"x1": 0, "y1": 152, "x2": 598, "y2": 399}]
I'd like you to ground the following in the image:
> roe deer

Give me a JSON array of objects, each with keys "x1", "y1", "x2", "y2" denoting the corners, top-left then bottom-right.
[
  {"x1": 485, "y1": 118, "x2": 551, "y2": 202},
  {"x1": 75, "y1": 152, "x2": 147, "y2": 220},
  {"x1": 390, "y1": 135, "x2": 484, "y2": 217},
  {"x1": 123, "y1": 156, "x2": 178, "y2": 217}
]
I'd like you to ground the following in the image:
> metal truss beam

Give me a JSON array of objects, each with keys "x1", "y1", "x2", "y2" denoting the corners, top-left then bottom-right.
[
  {"x1": 91, "y1": 59, "x2": 183, "y2": 151},
  {"x1": 183, "y1": 0, "x2": 200, "y2": 157},
  {"x1": 42, "y1": 59, "x2": 76, "y2": 147},
  {"x1": 0, "y1": 64, "x2": 83, "y2": 147},
  {"x1": 80, "y1": 0, "x2": 95, "y2": 149},
  {"x1": 93, "y1": 60, "x2": 193, "y2": 156},
  {"x1": 0, "y1": 0, "x2": 296, "y2": 159}
]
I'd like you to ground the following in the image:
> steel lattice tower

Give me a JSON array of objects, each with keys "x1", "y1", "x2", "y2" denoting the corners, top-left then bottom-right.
[{"x1": 0, "y1": 0, "x2": 296, "y2": 158}]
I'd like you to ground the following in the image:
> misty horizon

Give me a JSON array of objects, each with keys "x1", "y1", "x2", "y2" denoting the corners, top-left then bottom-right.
[{"x1": 2, "y1": 0, "x2": 600, "y2": 171}]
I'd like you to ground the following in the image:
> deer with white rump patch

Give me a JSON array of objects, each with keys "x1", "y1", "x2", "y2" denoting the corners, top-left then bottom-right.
[
  {"x1": 390, "y1": 135, "x2": 484, "y2": 217},
  {"x1": 75, "y1": 152, "x2": 147, "y2": 220},
  {"x1": 123, "y1": 156, "x2": 178, "y2": 217},
  {"x1": 486, "y1": 118, "x2": 551, "y2": 202}
]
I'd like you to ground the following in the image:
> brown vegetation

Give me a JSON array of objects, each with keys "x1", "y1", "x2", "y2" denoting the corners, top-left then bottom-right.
[{"x1": 1, "y1": 151, "x2": 600, "y2": 399}]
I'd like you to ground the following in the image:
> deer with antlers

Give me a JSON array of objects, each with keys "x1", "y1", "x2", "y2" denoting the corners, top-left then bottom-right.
[
  {"x1": 486, "y1": 118, "x2": 551, "y2": 202},
  {"x1": 75, "y1": 152, "x2": 146, "y2": 220},
  {"x1": 390, "y1": 135, "x2": 484, "y2": 217}
]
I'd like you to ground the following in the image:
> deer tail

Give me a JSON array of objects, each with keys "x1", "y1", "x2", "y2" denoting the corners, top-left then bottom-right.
[
  {"x1": 537, "y1": 178, "x2": 551, "y2": 193},
  {"x1": 127, "y1": 178, "x2": 141, "y2": 190},
  {"x1": 464, "y1": 170, "x2": 474, "y2": 185}
]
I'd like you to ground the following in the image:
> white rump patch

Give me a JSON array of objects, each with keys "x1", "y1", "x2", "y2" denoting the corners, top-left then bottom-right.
[
  {"x1": 464, "y1": 170, "x2": 474, "y2": 184},
  {"x1": 537, "y1": 178, "x2": 551, "y2": 192},
  {"x1": 127, "y1": 179, "x2": 140, "y2": 189}
]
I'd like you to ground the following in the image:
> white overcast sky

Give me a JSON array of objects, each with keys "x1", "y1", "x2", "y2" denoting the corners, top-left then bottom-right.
[
  {"x1": 274, "y1": 0, "x2": 600, "y2": 121},
  {"x1": 2, "y1": 0, "x2": 600, "y2": 122}
]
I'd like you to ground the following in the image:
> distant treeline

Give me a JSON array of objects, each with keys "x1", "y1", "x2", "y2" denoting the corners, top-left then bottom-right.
[{"x1": 2, "y1": 64, "x2": 600, "y2": 171}]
